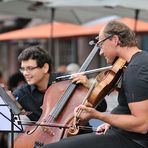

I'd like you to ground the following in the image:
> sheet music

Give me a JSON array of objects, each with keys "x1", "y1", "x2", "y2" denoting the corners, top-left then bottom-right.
[{"x1": 0, "y1": 97, "x2": 22, "y2": 132}]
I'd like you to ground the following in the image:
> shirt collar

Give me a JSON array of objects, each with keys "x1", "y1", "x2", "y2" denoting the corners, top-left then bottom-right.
[
  {"x1": 30, "y1": 85, "x2": 37, "y2": 92},
  {"x1": 30, "y1": 76, "x2": 52, "y2": 93}
]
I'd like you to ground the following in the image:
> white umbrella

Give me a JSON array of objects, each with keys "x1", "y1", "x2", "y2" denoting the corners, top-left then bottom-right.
[
  {"x1": 0, "y1": 0, "x2": 110, "y2": 24},
  {"x1": 1, "y1": 0, "x2": 148, "y2": 24},
  {"x1": 46, "y1": 0, "x2": 148, "y2": 31}
]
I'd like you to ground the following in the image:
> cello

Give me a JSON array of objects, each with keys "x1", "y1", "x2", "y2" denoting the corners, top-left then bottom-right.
[
  {"x1": 14, "y1": 80, "x2": 89, "y2": 147},
  {"x1": 14, "y1": 43, "x2": 100, "y2": 147}
]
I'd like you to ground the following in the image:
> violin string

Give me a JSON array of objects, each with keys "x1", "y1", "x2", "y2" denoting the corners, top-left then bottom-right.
[{"x1": 76, "y1": 80, "x2": 96, "y2": 119}]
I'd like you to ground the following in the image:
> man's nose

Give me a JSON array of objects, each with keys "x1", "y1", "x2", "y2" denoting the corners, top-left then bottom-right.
[{"x1": 23, "y1": 70, "x2": 30, "y2": 76}]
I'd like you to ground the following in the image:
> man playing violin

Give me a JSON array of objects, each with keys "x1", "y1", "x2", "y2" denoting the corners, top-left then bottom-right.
[{"x1": 43, "y1": 21, "x2": 148, "y2": 148}]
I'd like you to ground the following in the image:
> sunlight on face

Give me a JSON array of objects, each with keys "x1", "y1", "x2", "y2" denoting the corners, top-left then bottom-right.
[
  {"x1": 21, "y1": 59, "x2": 45, "y2": 85},
  {"x1": 98, "y1": 30, "x2": 117, "y2": 64}
]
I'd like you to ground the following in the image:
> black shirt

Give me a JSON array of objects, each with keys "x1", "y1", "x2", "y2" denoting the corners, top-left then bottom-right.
[
  {"x1": 13, "y1": 73, "x2": 63, "y2": 121},
  {"x1": 111, "y1": 51, "x2": 148, "y2": 148}
]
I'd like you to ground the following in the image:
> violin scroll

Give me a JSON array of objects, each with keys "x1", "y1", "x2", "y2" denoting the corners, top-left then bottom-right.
[{"x1": 67, "y1": 118, "x2": 80, "y2": 136}]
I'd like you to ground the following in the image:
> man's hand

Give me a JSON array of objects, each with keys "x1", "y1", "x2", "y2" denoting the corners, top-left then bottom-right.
[
  {"x1": 96, "y1": 123, "x2": 110, "y2": 135},
  {"x1": 71, "y1": 74, "x2": 91, "y2": 88},
  {"x1": 74, "y1": 105, "x2": 98, "y2": 121}
]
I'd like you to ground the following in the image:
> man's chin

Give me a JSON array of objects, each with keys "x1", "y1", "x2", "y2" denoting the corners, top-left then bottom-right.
[
  {"x1": 106, "y1": 58, "x2": 114, "y2": 65},
  {"x1": 106, "y1": 59, "x2": 111, "y2": 64},
  {"x1": 27, "y1": 81, "x2": 34, "y2": 85}
]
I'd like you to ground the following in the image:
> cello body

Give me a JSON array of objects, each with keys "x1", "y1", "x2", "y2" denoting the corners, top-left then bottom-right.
[{"x1": 14, "y1": 80, "x2": 88, "y2": 148}]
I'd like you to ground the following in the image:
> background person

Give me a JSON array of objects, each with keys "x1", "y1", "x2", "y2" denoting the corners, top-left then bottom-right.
[{"x1": 7, "y1": 72, "x2": 26, "y2": 92}]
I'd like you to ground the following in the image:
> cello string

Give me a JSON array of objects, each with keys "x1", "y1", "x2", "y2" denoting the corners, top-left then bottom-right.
[
  {"x1": 52, "y1": 64, "x2": 111, "y2": 119},
  {"x1": 38, "y1": 85, "x2": 77, "y2": 145},
  {"x1": 35, "y1": 83, "x2": 86, "y2": 142},
  {"x1": 48, "y1": 44, "x2": 100, "y2": 122},
  {"x1": 42, "y1": 83, "x2": 76, "y2": 123},
  {"x1": 50, "y1": 83, "x2": 76, "y2": 118},
  {"x1": 42, "y1": 69, "x2": 105, "y2": 136}
]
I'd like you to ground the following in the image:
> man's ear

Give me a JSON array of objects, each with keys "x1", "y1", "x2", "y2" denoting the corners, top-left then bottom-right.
[
  {"x1": 43, "y1": 63, "x2": 49, "y2": 73},
  {"x1": 112, "y1": 35, "x2": 120, "y2": 46}
]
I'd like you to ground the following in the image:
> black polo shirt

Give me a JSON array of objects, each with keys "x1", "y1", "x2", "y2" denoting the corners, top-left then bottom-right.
[{"x1": 13, "y1": 73, "x2": 63, "y2": 121}]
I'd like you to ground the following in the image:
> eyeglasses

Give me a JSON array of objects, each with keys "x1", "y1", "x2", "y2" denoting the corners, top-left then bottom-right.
[
  {"x1": 19, "y1": 66, "x2": 39, "y2": 73},
  {"x1": 97, "y1": 34, "x2": 113, "y2": 49}
]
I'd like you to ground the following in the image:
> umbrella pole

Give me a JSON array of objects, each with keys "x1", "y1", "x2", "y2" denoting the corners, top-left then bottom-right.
[
  {"x1": 134, "y1": 9, "x2": 139, "y2": 33},
  {"x1": 49, "y1": 7, "x2": 55, "y2": 58}
]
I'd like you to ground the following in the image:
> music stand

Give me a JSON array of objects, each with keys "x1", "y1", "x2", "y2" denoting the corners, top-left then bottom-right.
[{"x1": 0, "y1": 86, "x2": 23, "y2": 148}]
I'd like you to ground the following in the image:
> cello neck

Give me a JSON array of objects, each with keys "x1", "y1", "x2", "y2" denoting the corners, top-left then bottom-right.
[{"x1": 50, "y1": 44, "x2": 100, "y2": 119}]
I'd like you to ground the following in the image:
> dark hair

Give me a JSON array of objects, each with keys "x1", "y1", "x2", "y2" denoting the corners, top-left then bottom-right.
[
  {"x1": 7, "y1": 72, "x2": 26, "y2": 91},
  {"x1": 103, "y1": 21, "x2": 138, "y2": 47},
  {"x1": 18, "y1": 46, "x2": 52, "y2": 73}
]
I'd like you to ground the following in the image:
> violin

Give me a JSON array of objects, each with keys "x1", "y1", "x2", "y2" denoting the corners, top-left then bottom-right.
[{"x1": 68, "y1": 57, "x2": 127, "y2": 135}]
